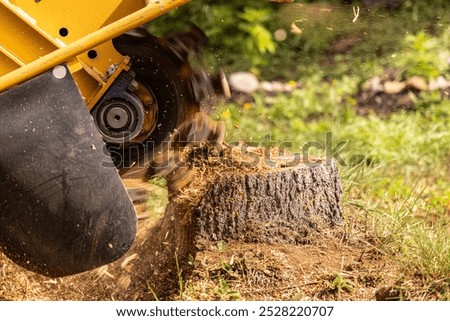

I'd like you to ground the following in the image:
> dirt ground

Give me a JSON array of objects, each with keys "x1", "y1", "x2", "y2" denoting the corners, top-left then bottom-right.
[
  {"x1": 176, "y1": 233, "x2": 398, "y2": 301},
  {"x1": 0, "y1": 222, "x2": 401, "y2": 301}
]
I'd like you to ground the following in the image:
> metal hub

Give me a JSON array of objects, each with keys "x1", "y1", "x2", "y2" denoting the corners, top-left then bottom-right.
[
  {"x1": 95, "y1": 98, "x2": 143, "y2": 144},
  {"x1": 92, "y1": 72, "x2": 158, "y2": 145},
  {"x1": 106, "y1": 106, "x2": 130, "y2": 130}
]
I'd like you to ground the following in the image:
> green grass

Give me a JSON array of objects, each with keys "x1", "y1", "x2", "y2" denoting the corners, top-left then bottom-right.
[{"x1": 145, "y1": 177, "x2": 169, "y2": 220}]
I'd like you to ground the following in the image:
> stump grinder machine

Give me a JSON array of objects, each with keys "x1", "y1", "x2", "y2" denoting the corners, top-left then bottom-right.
[{"x1": 0, "y1": 0, "x2": 226, "y2": 277}]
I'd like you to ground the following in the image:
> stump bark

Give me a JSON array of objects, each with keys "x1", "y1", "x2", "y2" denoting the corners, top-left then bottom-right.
[{"x1": 195, "y1": 160, "x2": 343, "y2": 245}]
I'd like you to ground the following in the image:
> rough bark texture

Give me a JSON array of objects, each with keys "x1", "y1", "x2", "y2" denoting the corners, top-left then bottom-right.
[{"x1": 195, "y1": 161, "x2": 343, "y2": 245}]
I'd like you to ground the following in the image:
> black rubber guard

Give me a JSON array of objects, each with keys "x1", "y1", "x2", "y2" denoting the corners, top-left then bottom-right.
[{"x1": 0, "y1": 66, "x2": 137, "y2": 277}]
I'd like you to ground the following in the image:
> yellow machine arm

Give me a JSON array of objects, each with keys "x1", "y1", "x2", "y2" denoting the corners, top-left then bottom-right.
[{"x1": 0, "y1": 0, "x2": 190, "y2": 109}]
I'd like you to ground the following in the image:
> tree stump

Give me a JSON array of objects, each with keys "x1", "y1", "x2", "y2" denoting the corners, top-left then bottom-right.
[
  {"x1": 90, "y1": 147, "x2": 343, "y2": 300},
  {"x1": 195, "y1": 159, "x2": 343, "y2": 246}
]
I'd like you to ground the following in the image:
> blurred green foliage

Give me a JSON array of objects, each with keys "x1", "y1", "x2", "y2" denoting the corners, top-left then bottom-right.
[
  {"x1": 393, "y1": 31, "x2": 448, "y2": 79},
  {"x1": 150, "y1": 0, "x2": 450, "y2": 79},
  {"x1": 148, "y1": 1, "x2": 278, "y2": 72}
]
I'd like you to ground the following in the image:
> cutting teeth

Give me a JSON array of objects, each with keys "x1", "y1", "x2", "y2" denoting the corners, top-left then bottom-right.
[
  {"x1": 149, "y1": 112, "x2": 225, "y2": 191},
  {"x1": 163, "y1": 24, "x2": 208, "y2": 60},
  {"x1": 163, "y1": 25, "x2": 230, "y2": 104},
  {"x1": 115, "y1": 25, "x2": 228, "y2": 181}
]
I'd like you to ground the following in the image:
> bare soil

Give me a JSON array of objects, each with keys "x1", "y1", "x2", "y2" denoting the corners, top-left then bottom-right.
[
  {"x1": 0, "y1": 222, "x2": 400, "y2": 301},
  {"x1": 177, "y1": 234, "x2": 397, "y2": 301}
]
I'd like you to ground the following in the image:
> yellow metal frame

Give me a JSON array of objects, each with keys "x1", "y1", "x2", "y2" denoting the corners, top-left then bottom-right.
[{"x1": 0, "y1": 0, "x2": 190, "y2": 109}]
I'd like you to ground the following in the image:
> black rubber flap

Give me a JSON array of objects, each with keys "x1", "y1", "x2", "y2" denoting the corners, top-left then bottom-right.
[{"x1": 0, "y1": 66, "x2": 137, "y2": 277}]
